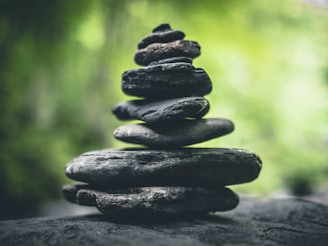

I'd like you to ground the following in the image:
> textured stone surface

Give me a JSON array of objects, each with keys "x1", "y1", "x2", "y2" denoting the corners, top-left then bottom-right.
[
  {"x1": 138, "y1": 29, "x2": 185, "y2": 49},
  {"x1": 112, "y1": 97, "x2": 209, "y2": 124},
  {"x1": 113, "y1": 118, "x2": 234, "y2": 147},
  {"x1": 1, "y1": 198, "x2": 328, "y2": 246},
  {"x1": 65, "y1": 148, "x2": 261, "y2": 187},
  {"x1": 134, "y1": 40, "x2": 200, "y2": 66},
  {"x1": 122, "y1": 63, "x2": 212, "y2": 98},
  {"x1": 149, "y1": 56, "x2": 193, "y2": 66},
  {"x1": 62, "y1": 185, "x2": 239, "y2": 217}
]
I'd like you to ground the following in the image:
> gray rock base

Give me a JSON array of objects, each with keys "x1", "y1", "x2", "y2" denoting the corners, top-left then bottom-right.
[
  {"x1": 1, "y1": 198, "x2": 328, "y2": 246},
  {"x1": 112, "y1": 97, "x2": 209, "y2": 124},
  {"x1": 113, "y1": 118, "x2": 234, "y2": 147},
  {"x1": 65, "y1": 148, "x2": 262, "y2": 187},
  {"x1": 62, "y1": 185, "x2": 239, "y2": 217}
]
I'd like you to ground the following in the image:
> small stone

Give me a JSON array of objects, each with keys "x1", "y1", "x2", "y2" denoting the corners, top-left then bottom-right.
[
  {"x1": 138, "y1": 29, "x2": 185, "y2": 49},
  {"x1": 135, "y1": 40, "x2": 200, "y2": 66},
  {"x1": 65, "y1": 148, "x2": 262, "y2": 187},
  {"x1": 149, "y1": 56, "x2": 193, "y2": 66},
  {"x1": 152, "y1": 23, "x2": 171, "y2": 32},
  {"x1": 113, "y1": 118, "x2": 234, "y2": 147},
  {"x1": 62, "y1": 185, "x2": 239, "y2": 217},
  {"x1": 122, "y1": 63, "x2": 212, "y2": 98},
  {"x1": 112, "y1": 97, "x2": 209, "y2": 124}
]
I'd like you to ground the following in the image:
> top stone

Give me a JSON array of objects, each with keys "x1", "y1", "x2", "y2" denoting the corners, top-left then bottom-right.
[{"x1": 138, "y1": 23, "x2": 185, "y2": 49}]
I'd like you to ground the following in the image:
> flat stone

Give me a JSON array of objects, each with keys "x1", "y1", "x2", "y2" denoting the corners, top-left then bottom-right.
[
  {"x1": 2, "y1": 198, "x2": 328, "y2": 245},
  {"x1": 138, "y1": 29, "x2": 185, "y2": 49},
  {"x1": 113, "y1": 118, "x2": 234, "y2": 147},
  {"x1": 149, "y1": 56, "x2": 193, "y2": 66},
  {"x1": 65, "y1": 148, "x2": 262, "y2": 188},
  {"x1": 134, "y1": 40, "x2": 200, "y2": 66},
  {"x1": 62, "y1": 185, "x2": 239, "y2": 218},
  {"x1": 152, "y1": 23, "x2": 171, "y2": 32},
  {"x1": 122, "y1": 63, "x2": 212, "y2": 98},
  {"x1": 112, "y1": 97, "x2": 209, "y2": 124}
]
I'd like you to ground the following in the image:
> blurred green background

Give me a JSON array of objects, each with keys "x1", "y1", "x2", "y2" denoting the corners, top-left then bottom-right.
[{"x1": 0, "y1": 0, "x2": 328, "y2": 219}]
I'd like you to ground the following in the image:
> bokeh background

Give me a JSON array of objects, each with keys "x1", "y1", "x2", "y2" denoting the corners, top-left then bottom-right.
[{"x1": 1, "y1": 0, "x2": 328, "y2": 219}]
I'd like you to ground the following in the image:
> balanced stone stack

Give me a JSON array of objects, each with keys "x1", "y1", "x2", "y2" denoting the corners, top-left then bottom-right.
[{"x1": 62, "y1": 24, "x2": 262, "y2": 220}]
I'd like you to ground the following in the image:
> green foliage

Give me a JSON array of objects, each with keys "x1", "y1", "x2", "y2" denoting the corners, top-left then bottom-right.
[{"x1": 0, "y1": 0, "x2": 328, "y2": 218}]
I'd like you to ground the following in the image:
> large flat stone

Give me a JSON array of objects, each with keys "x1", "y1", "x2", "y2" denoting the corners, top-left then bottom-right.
[
  {"x1": 113, "y1": 118, "x2": 234, "y2": 147},
  {"x1": 122, "y1": 63, "x2": 212, "y2": 98},
  {"x1": 112, "y1": 97, "x2": 209, "y2": 124},
  {"x1": 62, "y1": 185, "x2": 239, "y2": 218},
  {"x1": 65, "y1": 148, "x2": 262, "y2": 188},
  {"x1": 1, "y1": 198, "x2": 327, "y2": 246},
  {"x1": 134, "y1": 40, "x2": 200, "y2": 66}
]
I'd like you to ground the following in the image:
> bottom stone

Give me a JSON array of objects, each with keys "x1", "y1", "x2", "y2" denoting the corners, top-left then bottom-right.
[{"x1": 62, "y1": 184, "x2": 239, "y2": 218}]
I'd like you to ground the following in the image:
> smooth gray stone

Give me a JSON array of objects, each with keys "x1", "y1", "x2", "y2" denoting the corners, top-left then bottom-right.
[
  {"x1": 62, "y1": 185, "x2": 239, "y2": 217},
  {"x1": 112, "y1": 97, "x2": 209, "y2": 124},
  {"x1": 138, "y1": 29, "x2": 185, "y2": 49},
  {"x1": 2, "y1": 198, "x2": 328, "y2": 246},
  {"x1": 122, "y1": 63, "x2": 212, "y2": 98},
  {"x1": 134, "y1": 40, "x2": 200, "y2": 66},
  {"x1": 65, "y1": 148, "x2": 262, "y2": 187},
  {"x1": 149, "y1": 56, "x2": 193, "y2": 65},
  {"x1": 113, "y1": 118, "x2": 234, "y2": 147}
]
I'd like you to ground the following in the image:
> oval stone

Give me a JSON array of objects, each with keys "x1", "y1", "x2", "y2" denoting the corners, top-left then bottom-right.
[
  {"x1": 62, "y1": 185, "x2": 239, "y2": 217},
  {"x1": 112, "y1": 97, "x2": 209, "y2": 124},
  {"x1": 122, "y1": 63, "x2": 212, "y2": 98},
  {"x1": 134, "y1": 40, "x2": 200, "y2": 66},
  {"x1": 64, "y1": 148, "x2": 262, "y2": 188},
  {"x1": 113, "y1": 118, "x2": 234, "y2": 148},
  {"x1": 137, "y1": 29, "x2": 185, "y2": 49}
]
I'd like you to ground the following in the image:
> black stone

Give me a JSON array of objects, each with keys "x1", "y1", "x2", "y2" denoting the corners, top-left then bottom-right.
[
  {"x1": 65, "y1": 148, "x2": 262, "y2": 188},
  {"x1": 112, "y1": 97, "x2": 209, "y2": 124},
  {"x1": 122, "y1": 63, "x2": 212, "y2": 98},
  {"x1": 152, "y1": 23, "x2": 171, "y2": 32},
  {"x1": 113, "y1": 118, "x2": 234, "y2": 147},
  {"x1": 149, "y1": 56, "x2": 193, "y2": 66},
  {"x1": 62, "y1": 185, "x2": 239, "y2": 217},
  {"x1": 134, "y1": 40, "x2": 200, "y2": 66},
  {"x1": 138, "y1": 30, "x2": 185, "y2": 49}
]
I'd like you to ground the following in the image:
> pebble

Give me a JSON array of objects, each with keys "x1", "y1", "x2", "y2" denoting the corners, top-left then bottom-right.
[
  {"x1": 113, "y1": 118, "x2": 234, "y2": 147},
  {"x1": 149, "y1": 56, "x2": 193, "y2": 66},
  {"x1": 65, "y1": 148, "x2": 262, "y2": 188},
  {"x1": 122, "y1": 63, "x2": 212, "y2": 98},
  {"x1": 134, "y1": 40, "x2": 200, "y2": 66},
  {"x1": 112, "y1": 97, "x2": 209, "y2": 124}
]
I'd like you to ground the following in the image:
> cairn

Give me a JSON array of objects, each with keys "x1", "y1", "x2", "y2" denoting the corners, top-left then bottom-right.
[{"x1": 62, "y1": 24, "x2": 262, "y2": 219}]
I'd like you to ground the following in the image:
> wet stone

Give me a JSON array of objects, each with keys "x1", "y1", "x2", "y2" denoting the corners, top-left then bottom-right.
[
  {"x1": 112, "y1": 97, "x2": 209, "y2": 124},
  {"x1": 122, "y1": 63, "x2": 212, "y2": 98},
  {"x1": 64, "y1": 148, "x2": 262, "y2": 188},
  {"x1": 113, "y1": 118, "x2": 234, "y2": 148},
  {"x1": 134, "y1": 40, "x2": 200, "y2": 66},
  {"x1": 62, "y1": 185, "x2": 239, "y2": 218}
]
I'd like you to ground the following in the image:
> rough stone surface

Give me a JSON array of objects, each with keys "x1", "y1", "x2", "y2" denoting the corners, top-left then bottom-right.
[
  {"x1": 122, "y1": 63, "x2": 212, "y2": 98},
  {"x1": 138, "y1": 29, "x2": 185, "y2": 49},
  {"x1": 65, "y1": 148, "x2": 261, "y2": 187},
  {"x1": 1, "y1": 198, "x2": 328, "y2": 246},
  {"x1": 113, "y1": 118, "x2": 234, "y2": 147},
  {"x1": 134, "y1": 40, "x2": 200, "y2": 66},
  {"x1": 62, "y1": 185, "x2": 239, "y2": 217},
  {"x1": 149, "y1": 56, "x2": 193, "y2": 66},
  {"x1": 112, "y1": 97, "x2": 209, "y2": 124}
]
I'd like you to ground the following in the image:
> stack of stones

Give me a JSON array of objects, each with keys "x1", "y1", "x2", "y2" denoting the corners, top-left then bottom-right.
[{"x1": 62, "y1": 24, "x2": 262, "y2": 220}]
